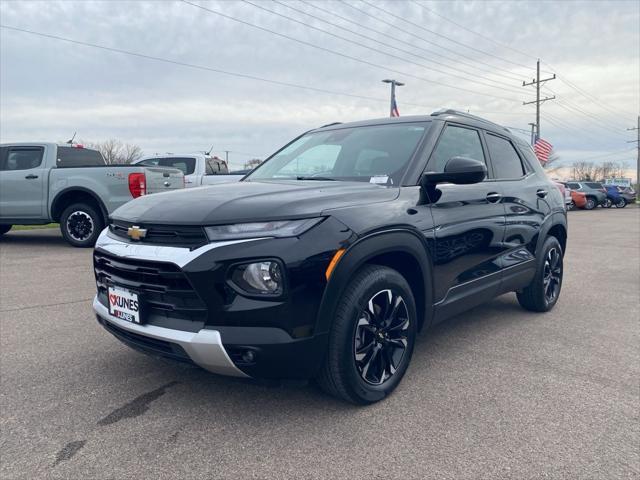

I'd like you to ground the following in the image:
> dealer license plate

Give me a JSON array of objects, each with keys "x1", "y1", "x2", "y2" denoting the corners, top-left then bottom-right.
[{"x1": 108, "y1": 285, "x2": 141, "y2": 324}]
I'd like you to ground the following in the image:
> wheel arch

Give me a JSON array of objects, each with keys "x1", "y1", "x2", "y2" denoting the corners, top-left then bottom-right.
[
  {"x1": 51, "y1": 187, "x2": 108, "y2": 223},
  {"x1": 316, "y1": 229, "x2": 434, "y2": 335},
  {"x1": 535, "y1": 213, "x2": 567, "y2": 257}
]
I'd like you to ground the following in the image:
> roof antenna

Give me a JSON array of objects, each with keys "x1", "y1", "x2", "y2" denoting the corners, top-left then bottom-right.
[
  {"x1": 66, "y1": 132, "x2": 76, "y2": 144},
  {"x1": 204, "y1": 145, "x2": 214, "y2": 156}
]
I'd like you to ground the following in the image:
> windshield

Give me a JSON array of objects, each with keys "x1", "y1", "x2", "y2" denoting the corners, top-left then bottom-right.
[{"x1": 246, "y1": 122, "x2": 430, "y2": 185}]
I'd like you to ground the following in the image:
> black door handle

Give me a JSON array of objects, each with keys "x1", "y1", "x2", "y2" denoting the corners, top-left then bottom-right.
[
  {"x1": 537, "y1": 189, "x2": 548, "y2": 198},
  {"x1": 486, "y1": 192, "x2": 502, "y2": 203},
  {"x1": 25, "y1": 174, "x2": 39, "y2": 179}
]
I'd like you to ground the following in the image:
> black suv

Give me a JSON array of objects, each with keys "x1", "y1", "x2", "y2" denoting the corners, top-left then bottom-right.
[{"x1": 93, "y1": 110, "x2": 567, "y2": 404}]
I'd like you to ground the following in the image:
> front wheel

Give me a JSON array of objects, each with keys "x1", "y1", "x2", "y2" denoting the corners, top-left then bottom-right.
[
  {"x1": 60, "y1": 203, "x2": 104, "y2": 247},
  {"x1": 316, "y1": 265, "x2": 417, "y2": 404},
  {"x1": 615, "y1": 198, "x2": 627, "y2": 208},
  {"x1": 0, "y1": 225, "x2": 12, "y2": 235},
  {"x1": 517, "y1": 236, "x2": 563, "y2": 312},
  {"x1": 584, "y1": 197, "x2": 597, "y2": 210},
  {"x1": 602, "y1": 198, "x2": 613, "y2": 208}
]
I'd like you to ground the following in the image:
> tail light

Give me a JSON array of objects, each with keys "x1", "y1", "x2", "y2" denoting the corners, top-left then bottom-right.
[{"x1": 128, "y1": 173, "x2": 146, "y2": 198}]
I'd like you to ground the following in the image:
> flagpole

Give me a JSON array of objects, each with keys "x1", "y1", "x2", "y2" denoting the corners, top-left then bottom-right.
[{"x1": 382, "y1": 79, "x2": 404, "y2": 117}]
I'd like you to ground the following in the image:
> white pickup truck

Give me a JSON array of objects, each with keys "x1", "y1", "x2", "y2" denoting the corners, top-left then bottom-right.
[
  {"x1": 0, "y1": 143, "x2": 184, "y2": 247},
  {"x1": 133, "y1": 153, "x2": 245, "y2": 187}
]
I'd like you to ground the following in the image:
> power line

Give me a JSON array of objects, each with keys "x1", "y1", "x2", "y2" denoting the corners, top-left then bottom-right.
[
  {"x1": 0, "y1": 24, "x2": 439, "y2": 110},
  {"x1": 269, "y1": 0, "x2": 525, "y2": 94},
  {"x1": 255, "y1": 0, "x2": 526, "y2": 96},
  {"x1": 297, "y1": 0, "x2": 525, "y2": 85},
  {"x1": 181, "y1": 0, "x2": 519, "y2": 102},
  {"x1": 400, "y1": 0, "x2": 636, "y2": 123},
  {"x1": 409, "y1": 0, "x2": 539, "y2": 63},
  {"x1": 358, "y1": 0, "x2": 537, "y2": 72},
  {"x1": 341, "y1": 1, "x2": 531, "y2": 82}
]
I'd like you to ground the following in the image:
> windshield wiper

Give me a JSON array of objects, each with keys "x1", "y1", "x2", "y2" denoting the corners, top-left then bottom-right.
[{"x1": 296, "y1": 176, "x2": 337, "y2": 181}]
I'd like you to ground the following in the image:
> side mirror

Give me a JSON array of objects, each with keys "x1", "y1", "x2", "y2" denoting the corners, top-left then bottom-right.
[{"x1": 421, "y1": 156, "x2": 487, "y2": 186}]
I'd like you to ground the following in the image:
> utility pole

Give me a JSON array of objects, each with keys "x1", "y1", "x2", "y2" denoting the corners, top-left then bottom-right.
[
  {"x1": 523, "y1": 59, "x2": 556, "y2": 140},
  {"x1": 382, "y1": 79, "x2": 404, "y2": 117},
  {"x1": 627, "y1": 115, "x2": 640, "y2": 191},
  {"x1": 528, "y1": 122, "x2": 537, "y2": 146}
]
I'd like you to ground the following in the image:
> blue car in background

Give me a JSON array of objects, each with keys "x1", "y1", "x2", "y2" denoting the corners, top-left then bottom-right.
[{"x1": 603, "y1": 185, "x2": 630, "y2": 208}]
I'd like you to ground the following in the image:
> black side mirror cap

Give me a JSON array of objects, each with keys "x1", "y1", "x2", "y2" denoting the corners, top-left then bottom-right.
[{"x1": 421, "y1": 156, "x2": 487, "y2": 186}]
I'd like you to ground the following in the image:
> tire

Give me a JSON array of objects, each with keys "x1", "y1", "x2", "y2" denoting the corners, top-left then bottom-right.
[
  {"x1": 567, "y1": 201, "x2": 575, "y2": 211},
  {"x1": 602, "y1": 198, "x2": 612, "y2": 208},
  {"x1": 615, "y1": 198, "x2": 627, "y2": 208},
  {"x1": 584, "y1": 197, "x2": 597, "y2": 210},
  {"x1": 517, "y1": 236, "x2": 563, "y2": 312},
  {"x1": 60, "y1": 203, "x2": 104, "y2": 247},
  {"x1": 0, "y1": 225, "x2": 12, "y2": 235},
  {"x1": 316, "y1": 264, "x2": 418, "y2": 404}
]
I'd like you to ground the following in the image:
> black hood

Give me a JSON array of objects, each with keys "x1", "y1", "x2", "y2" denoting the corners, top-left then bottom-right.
[{"x1": 111, "y1": 180, "x2": 399, "y2": 225}]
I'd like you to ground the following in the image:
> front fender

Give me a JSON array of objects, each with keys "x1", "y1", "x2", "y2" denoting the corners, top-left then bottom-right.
[{"x1": 315, "y1": 228, "x2": 435, "y2": 335}]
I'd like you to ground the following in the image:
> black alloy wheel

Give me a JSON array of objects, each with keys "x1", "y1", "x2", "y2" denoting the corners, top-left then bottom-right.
[
  {"x1": 517, "y1": 236, "x2": 564, "y2": 312},
  {"x1": 542, "y1": 247, "x2": 562, "y2": 305},
  {"x1": 354, "y1": 289, "x2": 410, "y2": 386},
  {"x1": 60, "y1": 203, "x2": 104, "y2": 247},
  {"x1": 316, "y1": 264, "x2": 417, "y2": 404}
]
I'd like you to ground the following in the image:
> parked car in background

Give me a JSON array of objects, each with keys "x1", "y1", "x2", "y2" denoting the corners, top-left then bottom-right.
[
  {"x1": 568, "y1": 189, "x2": 588, "y2": 210},
  {"x1": 564, "y1": 181, "x2": 607, "y2": 210},
  {"x1": 553, "y1": 181, "x2": 571, "y2": 209},
  {"x1": 134, "y1": 153, "x2": 245, "y2": 187},
  {"x1": 0, "y1": 143, "x2": 184, "y2": 247},
  {"x1": 603, "y1": 185, "x2": 632, "y2": 208}
]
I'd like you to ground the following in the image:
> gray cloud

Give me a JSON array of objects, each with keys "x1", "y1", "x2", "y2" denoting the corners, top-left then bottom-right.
[{"x1": 1, "y1": 0, "x2": 638, "y2": 168}]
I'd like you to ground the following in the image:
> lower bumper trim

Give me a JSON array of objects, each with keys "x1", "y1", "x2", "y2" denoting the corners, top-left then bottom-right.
[{"x1": 93, "y1": 296, "x2": 249, "y2": 378}]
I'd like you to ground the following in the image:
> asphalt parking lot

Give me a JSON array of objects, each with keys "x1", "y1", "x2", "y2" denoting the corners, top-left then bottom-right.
[{"x1": 1, "y1": 208, "x2": 638, "y2": 480}]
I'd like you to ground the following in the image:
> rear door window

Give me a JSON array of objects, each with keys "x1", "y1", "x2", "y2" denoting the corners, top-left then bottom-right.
[
  {"x1": 585, "y1": 182, "x2": 603, "y2": 189},
  {"x1": 485, "y1": 134, "x2": 525, "y2": 179},
  {"x1": 2, "y1": 147, "x2": 45, "y2": 170},
  {"x1": 566, "y1": 183, "x2": 580, "y2": 190},
  {"x1": 429, "y1": 125, "x2": 486, "y2": 173},
  {"x1": 57, "y1": 146, "x2": 105, "y2": 167}
]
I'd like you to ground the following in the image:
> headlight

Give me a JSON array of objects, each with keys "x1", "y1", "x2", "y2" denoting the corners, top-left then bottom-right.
[
  {"x1": 229, "y1": 261, "x2": 283, "y2": 295},
  {"x1": 205, "y1": 218, "x2": 323, "y2": 241}
]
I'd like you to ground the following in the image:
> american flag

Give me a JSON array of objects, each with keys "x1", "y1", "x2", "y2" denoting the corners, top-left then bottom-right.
[
  {"x1": 391, "y1": 93, "x2": 400, "y2": 117},
  {"x1": 533, "y1": 137, "x2": 553, "y2": 164}
]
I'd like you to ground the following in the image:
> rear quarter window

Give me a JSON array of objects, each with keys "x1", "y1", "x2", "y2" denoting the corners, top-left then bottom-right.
[{"x1": 57, "y1": 147, "x2": 106, "y2": 167}]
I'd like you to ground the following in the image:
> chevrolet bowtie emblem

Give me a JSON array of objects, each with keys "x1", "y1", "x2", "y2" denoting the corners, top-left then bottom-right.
[{"x1": 127, "y1": 225, "x2": 147, "y2": 241}]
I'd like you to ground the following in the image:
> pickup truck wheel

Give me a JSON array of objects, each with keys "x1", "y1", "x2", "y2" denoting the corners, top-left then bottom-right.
[
  {"x1": 316, "y1": 265, "x2": 417, "y2": 404},
  {"x1": 517, "y1": 236, "x2": 563, "y2": 312},
  {"x1": 60, "y1": 203, "x2": 104, "y2": 247},
  {"x1": 0, "y1": 225, "x2": 12, "y2": 235}
]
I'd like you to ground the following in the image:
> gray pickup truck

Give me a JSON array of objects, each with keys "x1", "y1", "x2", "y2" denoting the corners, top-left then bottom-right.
[{"x1": 0, "y1": 143, "x2": 184, "y2": 247}]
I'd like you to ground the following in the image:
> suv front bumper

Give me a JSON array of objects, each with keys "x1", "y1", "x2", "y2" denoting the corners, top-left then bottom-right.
[{"x1": 94, "y1": 296, "x2": 249, "y2": 377}]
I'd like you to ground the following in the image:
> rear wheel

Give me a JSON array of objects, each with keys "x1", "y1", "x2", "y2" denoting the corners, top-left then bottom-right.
[
  {"x1": 584, "y1": 197, "x2": 597, "y2": 210},
  {"x1": 0, "y1": 225, "x2": 12, "y2": 235},
  {"x1": 615, "y1": 198, "x2": 627, "y2": 208},
  {"x1": 517, "y1": 236, "x2": 563, "y2": 312},
  {"x1": 316, "y1": 265, "x2": 417, "y2": 404},
  {"x1": 602, "y1": 198, "x2": 613, "y2": 208},
  {"x1": 60, "y1": 203, "x2": 104, "y2": 247}
]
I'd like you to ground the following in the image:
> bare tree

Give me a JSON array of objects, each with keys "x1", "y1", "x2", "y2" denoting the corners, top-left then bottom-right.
[
  {"x1": 570, "y1": 160, "x2": 629, "y2": 181},
  {"x1": 82, "y1": 138, "x2": 143, "y2": 164},
  {"x1": 244, "y1": 158, "x2": 263, "y2": 170}
]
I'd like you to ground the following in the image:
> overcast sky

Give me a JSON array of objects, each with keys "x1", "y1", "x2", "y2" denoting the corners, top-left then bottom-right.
[{"x1": 1, "y1": 0, "x2": 638, "y2": 168}]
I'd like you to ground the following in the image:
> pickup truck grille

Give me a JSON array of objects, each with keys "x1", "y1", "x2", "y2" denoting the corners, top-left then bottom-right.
[
  {"x1": 94, "y1": 251, "x2": 207, "y2": 325},
  {"x1": 109, "y1": 221, "x2": 207, "y2": 248}
]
